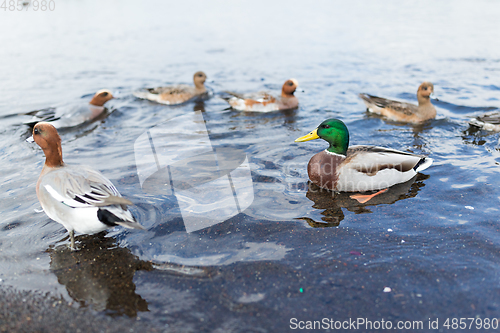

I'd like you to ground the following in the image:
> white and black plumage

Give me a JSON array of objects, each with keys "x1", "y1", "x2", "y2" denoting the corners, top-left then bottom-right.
[{"x1": 31, "y1": 122, "x2": 143, "y2": 249}]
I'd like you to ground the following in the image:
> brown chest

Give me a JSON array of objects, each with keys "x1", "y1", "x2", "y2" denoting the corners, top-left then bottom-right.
[{"x1": 307, "y1": 151, "x2": 344, "y2": 191}]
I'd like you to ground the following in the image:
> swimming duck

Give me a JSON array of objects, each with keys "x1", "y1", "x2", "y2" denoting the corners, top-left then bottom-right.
[
  {"x1": 295, "y1": 118, "x2": 433, "y2": 198},
  {"x1": 30, "y1": 122, "x2": 144, "y2": 249},
  {"x1": 24, "y1": 89, "x2": 114, "y2": 128},
  {"x1": 359, "y1": 82, "x2": 436, "y2": 123},
  {"x1": 223, "y1": 79, "x2": 299, "y2": 112},
  {"x1": 469, "y1": 112, "x2": 500, "y2": 131},
  {"x1": 133, "y1": 71, "x2": 207, "y2": 105}
]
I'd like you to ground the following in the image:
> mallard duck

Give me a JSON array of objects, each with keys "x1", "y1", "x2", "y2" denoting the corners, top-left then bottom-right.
[
  {"x1": 469, "y1": 112, "x2": 500, "y2": 131},
  {"x1": 223, "y1": 79, "x2": 299, "y2": 112},
  {"x1": 295, "y1": 118, "x2": 433, "y2": 198},
  {"x1": 24, "y1": 89, "x2": 114, "y2": 128},
  {"x1": 133, "y1": 71, "x2": 207, "y2": 105},
  {"x1": 29, "y1": 122, "x2": 144, "y2": 249},
  {"x1": 359, "y1": 82, "x2": 436, "y2": 123}
]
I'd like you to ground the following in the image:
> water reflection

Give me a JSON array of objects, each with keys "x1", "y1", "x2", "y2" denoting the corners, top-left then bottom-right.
[
  {"x1": 193, "y1": 100, "x2": 206, "y2": 112},
  {"x1": 48, "y1": 233, "x2": 152, "y2": 317},
  {"x1": 365, "y1": 112, "x2": 434, "y2": 135},
  {"x1": 301, "y1": 174, "x2": 430, "y2": 227},
  {"x1": 462, "y1": 126, "x2": 489, "y2": 146},
  {"x1": 48, "y1": 232, "x2": 219, "y2": 317}
]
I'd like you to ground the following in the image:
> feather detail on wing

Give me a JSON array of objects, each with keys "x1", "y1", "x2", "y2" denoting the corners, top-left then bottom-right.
[
  {"x1": 359, "y1": 93, "x2": 417, "y2": 116},
  {"x1": 469, "y1": 112, "x2": 500, "y2": 131},
  {"x1": 224, "y1": 91, "x2": 275, "y2": 101},
  {"x1": 147, "y1": 84, "x2": 193, "y2": 95},
  {"x1": 41, "y1": 165, "x2": 132, "y2": 209},
  {"x1": 477, "y1": 113, "x2": 500, "y2": 125},
  {"x1": 133, "y1": 84, "x2": 200, "y2": 105},
  {"x1": 223, "y1": 90, "x2": 279, "y2": 111},
  {"x1": 98, "y1": 206, "x2": 144, "y2": 229},
  {"x1": 24, "y1": 108, "x2": 59, "y2": 126},
  {"x1": 345, "y1": 146, "x2": 426, "y2": 176}
]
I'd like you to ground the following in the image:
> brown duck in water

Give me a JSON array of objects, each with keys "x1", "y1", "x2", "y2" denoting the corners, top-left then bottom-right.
[
  {"x1": 134, "y1": 71, "x2": 207, "y2": 105},
  {"x1": 224, "y1": 79, "x2": 299, "y2": 112},
  {"x1": 359, "y1": 82, "x2": 436, "y2": 123}
]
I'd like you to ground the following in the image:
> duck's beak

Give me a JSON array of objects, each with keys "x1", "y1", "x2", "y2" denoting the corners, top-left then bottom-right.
[
  {"x1": 295, "y1": 128, "x2": 319, "y2": 142},
  {"x1": 26, "y1": 136, "x2": 34, "y2": 143}
]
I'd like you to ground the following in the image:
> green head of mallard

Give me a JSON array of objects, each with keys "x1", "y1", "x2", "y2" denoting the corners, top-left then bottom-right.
[{"x1": 295, "y1": 118, "x2": 349, "y2": 155}]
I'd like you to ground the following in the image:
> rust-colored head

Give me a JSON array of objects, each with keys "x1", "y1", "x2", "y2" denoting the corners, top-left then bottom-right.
[
  {"x1": 33, "y1": 122, "x2": 63, "y2": 167},
  {"x1": 417, "y1": 82, "x2": 434, "y2": 99},
  {"x1": 89, "y1": 89, "x2": 114, "y2": 106},
  {"x1": 193, "y1": 71, "x2": 207, "y2": 89},
  {"x1": 282, "y1": 79, "x2": 299, "y2": 97}
]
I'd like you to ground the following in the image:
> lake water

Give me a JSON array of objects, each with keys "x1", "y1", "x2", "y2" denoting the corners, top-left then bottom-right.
[{"x1": 1, "y1": 0, "x2": 500, "y2": 332}]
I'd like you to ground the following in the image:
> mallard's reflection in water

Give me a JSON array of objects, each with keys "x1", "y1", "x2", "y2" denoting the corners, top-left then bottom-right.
[
  {"x1": 48, "y1": 233, "x2": 152, "y2": 317},
  {"x1": 301, "y1": 173, "x2": 430, "y2": 227}
]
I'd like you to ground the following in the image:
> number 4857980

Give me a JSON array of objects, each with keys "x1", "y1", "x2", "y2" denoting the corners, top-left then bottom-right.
[
  {"x1": 443, "y1": 318, "x2": 498, "y2": 330},
  {"x1": 1, "y1": 0, "x2": 56, "y2": 11}
]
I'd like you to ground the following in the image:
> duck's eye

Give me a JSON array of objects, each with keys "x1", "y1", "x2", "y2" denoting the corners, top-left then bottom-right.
[
  {"x1": 288, "y1": 81, "x2": 294, "y2": 86},
  {"x1": 322, "y1": 124, "x2": 330, "y2": 129},
  {"x1": 34, "y1": 128, "x2": 40, "y2": 135},
  {"x1": 422, "y1": 87, "x2": 427, "y2": 90},
  {"x1": 198, "y1": 74, "x2": 204, "y2": 77},
  {"x1": 102, "y1": 92, "x2": 108, "y2": 97}
]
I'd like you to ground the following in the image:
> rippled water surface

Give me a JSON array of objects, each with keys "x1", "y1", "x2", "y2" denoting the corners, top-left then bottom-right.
[{"x1": 1, "y1": 1, "x2": 500, "y2": 331}]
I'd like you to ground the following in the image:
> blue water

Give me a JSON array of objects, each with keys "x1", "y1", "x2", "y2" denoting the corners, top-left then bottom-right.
[{"x1": 1, "y1": 1, "x2": 500, "y2": 331}]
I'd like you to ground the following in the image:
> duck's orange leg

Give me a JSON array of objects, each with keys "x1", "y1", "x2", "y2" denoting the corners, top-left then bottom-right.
[{"x1": 350, "y1": 188, "x2": 388, "y2": 204}]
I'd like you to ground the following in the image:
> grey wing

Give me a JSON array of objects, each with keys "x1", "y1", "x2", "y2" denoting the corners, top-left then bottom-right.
[
  {"x1": 347, "y1": 145, "x2": 423, "y2": 157},
  {"x1": 474, "y1": 112, "x2": 500, "y2": 125},
  {"x1": 24, "y1": 107, "x2": 58, "y2": 126},
  {"x1": 243, "y1": 91, "x2": 273, "y2": 101},
  {"x1": 149, "y1": 84, "x2": 192, "y2": 95},
  {"x1": 42, "y1": 166, "x2": 132, "y2": 209},
  {"x1": 346, "y1": 145, "x2": 430, "y2": 174},
  {"x1": 224, "y1": 91, "x2": 271, "y2": 100},
  {"x1": 40, "y1": 166, "x2": 144, "y2": 230},
  {"x1": 51, "y1": 105, "x2": 98, "y2": 128},
  {"x1": 24, "y1": 104, "x2": 92, "y2": 128},
  {"x1": 359, "y1": 93, "x2": 417, "y2": 116}
]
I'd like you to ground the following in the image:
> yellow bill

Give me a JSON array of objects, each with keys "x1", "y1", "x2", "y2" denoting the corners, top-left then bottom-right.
[{"x1": 295, "y1": 129, "x2": 319, "y2": 142}]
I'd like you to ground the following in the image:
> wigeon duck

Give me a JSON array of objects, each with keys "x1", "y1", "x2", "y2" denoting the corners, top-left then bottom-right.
[
  {"x1": 31, "y1": 122, "x2": 144, "y2": 249},
  {"x1": 133, "y1": 71, "x2": 208, "y2": 105},
  {"x1": 295, "y1": 118, "x2": 432, "y2": 202},
  {"x1": 223, "y1": 79, "x2": 299, "y2": 112},
  {"x1": 359, "y1": 82, "x2": 436, "y2": 123},
  {"x1": 25, "y1": 89, "x2": 114, "y2": 128},
  {"x1": 469, "y1": 112, "x2": 500, "y2": 131}
]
